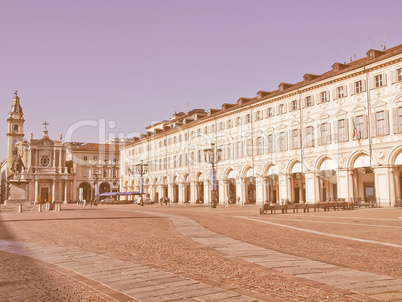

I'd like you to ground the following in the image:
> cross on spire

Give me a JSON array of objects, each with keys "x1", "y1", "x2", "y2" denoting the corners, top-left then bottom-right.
[
  {"x1": 14, "y1": 90, "x2": 18, "y2": 97},
  {"x1": 42, "y1": 121, "x2": 49, "y2": 130}
]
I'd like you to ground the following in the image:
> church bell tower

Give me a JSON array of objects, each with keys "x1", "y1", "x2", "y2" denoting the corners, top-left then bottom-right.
[{"x1": 7, "y1": 91, "x2": 25, "y2": 174}]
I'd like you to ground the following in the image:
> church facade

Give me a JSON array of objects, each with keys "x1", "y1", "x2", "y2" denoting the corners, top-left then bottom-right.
[
  {"x1": 1, "y1": 92, "x2": 75, "y2": 204},
  {"x1": 120, "y1": 44, "x2": 402, "y2": 207}
]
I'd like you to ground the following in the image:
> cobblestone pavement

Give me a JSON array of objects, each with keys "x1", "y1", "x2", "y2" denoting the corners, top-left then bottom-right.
[{"x1": 0, "y1": 204, "x2": 401, "y2": 301}]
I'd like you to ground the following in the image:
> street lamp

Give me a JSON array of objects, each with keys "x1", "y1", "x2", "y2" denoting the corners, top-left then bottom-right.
[
  {"x1": 135, "y1": 161, "x2": 148, "y2": 206},
  {"x1": 203, "y1": 142, "x2": 222, "y2": 208},
  {"x1": 93, "y1": 170, "x2": 100, "y2": 205}
]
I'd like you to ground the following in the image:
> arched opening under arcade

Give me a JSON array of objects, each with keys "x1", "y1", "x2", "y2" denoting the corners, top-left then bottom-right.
[
  {"x1": 228, "y1": 170, "x2": 236, "y2": 204},
  {"x1": 99, "y1": 182, "x2": 110, "y2": 201},
  {"x1": 78, "y1": 182, "x2": 91, "y2": 202},
  {"x1": 352, "y1": 154, "x2": 375, "y2": 203},
  {"x1": 318, "y1": 158, "x2": 337, "y2": 202},
  {"x1": 290, "y1": 162, "x2": 305, "y2": 203},
  {"x1": 245, "y1": 168, "x2": 256, "y2": 204},
  {"x1": 265, "y1": 165, "x2": 279, "y2": 203},
  {"x1": 196, "y1": 173, "x2": 204, "y2": 203}
]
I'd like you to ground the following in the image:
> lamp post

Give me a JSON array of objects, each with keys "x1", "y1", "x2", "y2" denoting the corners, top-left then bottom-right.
[
  {"x1": 203, "y1": 142, "x2": 222, "y2": 208},
  {"x1": 135, "y1": 161, "x2": 148, "y2": 206},
  {"x1": 93, "y1": 170, "x2": 100, "y2": 205}
]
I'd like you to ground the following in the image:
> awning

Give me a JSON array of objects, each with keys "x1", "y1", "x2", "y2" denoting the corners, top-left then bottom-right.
[{"x1": 99, "y1": 191, "x2": 145, "y2": 197}]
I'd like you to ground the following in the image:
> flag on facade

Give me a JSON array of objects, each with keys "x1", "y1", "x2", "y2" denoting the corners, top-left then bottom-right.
[
  {"x1": 128, "y1": 167, "x2": 133, "y2": 175},
  {"x1": 352, "y1": 118, "x2": 357, "y2": 139}
]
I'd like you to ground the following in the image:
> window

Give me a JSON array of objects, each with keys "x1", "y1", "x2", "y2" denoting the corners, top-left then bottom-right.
[
  {"x1": 246, "y1": 139, "x2": 252, "y2": 156},
  {"x1": 338, "y1": 119, "x2": 348, "y2": 142},
  {"x1": 228, "y1": 143, "x2": 234, "y2": 159},
  {"x1": 210, "y1": 125, "x2": 215, "y2": 133},
  {"x1": 173, "y1": 156, "x2": 177, "y2": 168},
  {"x1": 113, "y1": 157, "x2": 117, "y2": 163},
  {"x1": 197, "y1": 129, "x2": 201, "y2": 137},
  {"x1": 353, "y1": 115, "x2": 367, "y2": 139},
  {"x1": 320, "y1": 91, "x2": 329, "y2": 103},
  {"x1": 204, "y1": 127, "x2": 208, "y2": 135},
  {"x1": 267, "y1": 107, "x2": 274, "y2": 117},
  {"x1": 336, "y1": 86, "x2": 346, "y2": 98},
  {"x1": 278, "y1": 132, "x2": 287, "y2": 151},
  {"x1": 292, "y1": 129, "x2": 300, "y2": 149},
  {"x1": 173, "y1": 136, "x2": 177, "y2": 144},
  {"x1": 398, "y1": 68, "x2": 402, "y2": 82},
  {"x1": 168, "y1": 138, "x2": 172, "y2": 145},
  {"x1": 93, "y1": 156, "x2": 98, "y2": 162},
  {"x1": 256, "y1": 137, "x2": 264, "y2": 155},
  {"x1": 375, "y1": 74, "x2": 383, "y2": 88},
  {"x1": 304, "y1": 96, "x2": 313, "y2": 107},
  {"x1": 305, "y1": 126, "x2": 314, "y2": 147},
  {"x1": 227, "y1": 119, "x2": 232, "y2": 128},
  {"x1": 278, "y1": 104, "x2": 286, "y2": 115},
  {"x1": 219, "y1": 122, "x2": 224, "y2": 130},
  {"x1": 376, "y1": 111, "x2": 385, "y2": 136},
  {"x1": 83, "y1": 156, "x2": 88, "y2": 161},
  {"x1": 290, "y1": 100, "x2": 299, "y2": 111},
  {"x1": 197, "y1": 150, "x2": 201, "y2": 163},
  {"x1": 103, "y1": 170, "x2": 107, "y2": 177},
  {"x1": 236, "y1": 141, "x2": 243, "y2": 158},
  {"x1": 398, "y1": 107, "x2": 402, "y2": 133},
  {"x1": 245, "y1": 114, "x2": 251, "y2": 123},
  {"x1": 236, "y1": 116, "x2": 242, "y2": 126},
  {"x1": 256, "y1": 111, "x2": 262, "y2": 120},
  {"x1": 13, "y1": 125, "x2": 18, "y2": 132},
  {"x1": 355, "y1": 80, "x2": 363, "y2": 93},
  {"x1": 267, "y1": 134, "x2": 274, "y2": 153},
  {"x1": 319, "y1": 123, "x2": 330, "y2": 145},
  {"x1": 40, "y1": 155, "x2": 50, "y2": 167}
]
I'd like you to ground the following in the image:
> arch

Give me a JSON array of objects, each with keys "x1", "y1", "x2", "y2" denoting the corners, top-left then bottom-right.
[
  {"x1": 386, "y1": 145, "x2": 402, "y2": 165},
  {"x1": 393, "y1": 94, "x2": 402, "y2": 103},
  {"x1": 78, "y1": 182, "x2": 91, "y2": 202},
  {"x1": 319, "y1": 158, "x2": 336, "y2": 170},
  {"x1": 99, "y1": 182, "x2": 110, "y2": 193},
  {"x1": 352, "y1": 104, "x2": 366, "y2": 112},
  {"x1": 353, "y1": 154, "x2": 371, "y2": 168},
  {"x1": 246, "y1": 168, "x2": 254, "y2": 177},
  {"x1": 396, "y1": 152, "x2": 402, "y2": 165},
  {"x1": 318, "y1": 113, "x2": 330, "y2": 120},
  {"x1": 267, "y1": 165, "x2": 279, "y2": 175},
  {"x1": 291, "y1": 162, "x2": 302, "y2": 173},
  {"x1": 228, "y1": 170, "x2": 236, "y2": 179}
]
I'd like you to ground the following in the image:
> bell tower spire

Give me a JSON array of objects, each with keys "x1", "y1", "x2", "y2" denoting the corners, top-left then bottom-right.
[{"x1": 7, "y1": 91, "x2": 25, "y2": 174}]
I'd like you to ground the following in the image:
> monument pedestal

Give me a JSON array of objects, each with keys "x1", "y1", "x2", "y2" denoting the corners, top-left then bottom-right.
[{"x1": 5, "y1": 179, "x2": 30, "y2": 205}]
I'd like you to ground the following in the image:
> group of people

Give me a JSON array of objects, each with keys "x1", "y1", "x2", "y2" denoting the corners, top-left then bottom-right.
[{"x1": 159, "y1": 197, "x2": 170, "y2": 206}]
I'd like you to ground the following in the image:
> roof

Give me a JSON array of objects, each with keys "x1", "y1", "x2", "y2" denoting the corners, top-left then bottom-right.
[{"x1": 71, "y1": 143, "x2": 121, "y2": 153}]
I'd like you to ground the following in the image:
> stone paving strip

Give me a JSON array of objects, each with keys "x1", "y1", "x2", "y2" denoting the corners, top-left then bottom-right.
[
  {"x1": 136, "y1": 211, "x2": 402, "y2": 302},
  {"x1": 0, "y1": 239, "x2": 258, "y2": 302}
]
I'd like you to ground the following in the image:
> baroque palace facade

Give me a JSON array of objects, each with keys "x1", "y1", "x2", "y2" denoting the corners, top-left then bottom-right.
[{"x1": 120, "y1": 44, "x2": 402, "y2": 207}]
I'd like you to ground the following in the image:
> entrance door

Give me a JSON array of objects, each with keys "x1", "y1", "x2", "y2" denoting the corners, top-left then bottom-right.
[
  {"x1": 41, "y1": 187, "x2": 49, "y2": 203},
  {"x1": 294, "y1": 187, "x2": 300, "y2": 203},
  {"x1": 364, "y1": 183, "x2": 375, "y2": 202}
]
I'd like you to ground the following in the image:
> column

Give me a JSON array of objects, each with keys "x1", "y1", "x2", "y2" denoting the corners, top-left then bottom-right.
[
  {"x1": 278, "y1": 174, "x2": 287, "y2": 204},
  {"x1": 374, "y1": 167, "x2": 391, "y2": 207},
  {"x1": 304, "y1": 172, "x2": 315, "y2": 203},
  {"x1": 35, "y1": 179, "x2": 38, "y2": 204},
  {"x1": 241, "y1": 177, "x2": 246, "y2": 205},
  {"x1": 315, "y1": 173, "x2": 321, "y2": 202},
  {"x1": 394, "y1": 169, "x2": 401, "y2": 201},
  {"x1": 256, "y1": 176, "x2": 264, "y2": 205},
  {"x1": 300, "y1": 175, "x2": 305, "y2": 203},
  {"x1": 287, "y1": 174, "x2": 293, "y2": 203},
  {"x1": 348, "y1": 170, "x2": 355, "y2": 202},
  {"x1": 59, "y1": 150, "x2": 62, "y2": 172},
  {"x1": 204, "y1": 180, "x2": 211, "y2": 204},
  {"x1": 52, "y1": 180, "x2": 55, "y2": 202},
  {"x1": 64, "y1": 180, "x2": 68, "y2": 204},
  {"x1": 190, "y1": 181, "x2": 196, "y2": 204}
]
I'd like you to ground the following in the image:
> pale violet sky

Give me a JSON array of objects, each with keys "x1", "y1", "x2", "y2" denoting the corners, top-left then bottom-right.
[{"x1": 1, "y1": 0, "x2": 401, "y2": 161}]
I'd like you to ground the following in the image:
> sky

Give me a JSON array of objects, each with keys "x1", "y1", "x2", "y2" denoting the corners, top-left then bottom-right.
[{"x1": 1, "y1": 0, "x2": 402, "y2": 161}]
